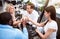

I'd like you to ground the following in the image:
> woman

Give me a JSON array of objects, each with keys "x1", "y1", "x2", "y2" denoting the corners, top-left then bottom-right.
[
  {"x1": 6, "y1": 4, "x2": 22, "y2": 26},
  {"x1": 28, "y1": 6, "x2": 58, "y2": 39}
]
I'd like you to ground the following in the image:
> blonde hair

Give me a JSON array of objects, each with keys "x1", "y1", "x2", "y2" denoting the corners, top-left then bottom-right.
[{"x1": 6, "y1": 3, "x2": 14, "y2": 12}]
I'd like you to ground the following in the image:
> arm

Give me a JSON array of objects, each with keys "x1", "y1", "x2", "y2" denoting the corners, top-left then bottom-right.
[
  {"x1": 11, "y1": 14, "x2": 21, "y2": 26},
  {"x1": 29, "y1": 18, "x2": 46, "y2": 27},
  {"x1": 21, "y1": 18, "x2": 28, "y2": 37},
  {"x1": 35, "y1": 28, "x2": 56, "y2": 39},
  {"x1": 13, "y1": 20, "x2": 21, "y2": 26}
]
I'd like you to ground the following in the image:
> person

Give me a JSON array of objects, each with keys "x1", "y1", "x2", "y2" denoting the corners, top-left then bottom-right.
[
  {"x1": 27, "y1": 6, "x2": 58, "y2": 39},
  {"x1": 26, "y1": 3, "x2": 44, "y2": 33},
  {"x1": 21, "y1": 3, "x2": 44, "y2": 33},
  {"x1": 22, "y1": 3, "x2": 39, "y2": 26},
  {"x1": 0, "y1": 12, "x2": 28, "y2": 39},
  {"x1": 6, "y1": 4, "x2": 21, "y2": 26},
  {"x1": 20, "y1": 3, "x2": 40, "y2": 39}
]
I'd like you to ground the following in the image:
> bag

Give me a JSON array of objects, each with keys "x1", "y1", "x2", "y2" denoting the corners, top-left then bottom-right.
[{"x1": 26, "y1": 23, "x2": 38, "y2": 39}]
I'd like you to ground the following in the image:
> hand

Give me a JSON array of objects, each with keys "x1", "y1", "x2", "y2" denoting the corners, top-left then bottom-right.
[
  {"x1": 22, "y1": 16, "x2": 29, "y2": 22},
  {"x1": 35, "y1": 29, "x2": 39, "y2": 33},
  {"x1": 28, "y1": 17, "x2": 32, "y2": 21},
  {"x1": 23, "y1": 16, "x2": 32, "y2": 21},
  {"x1": 19, "y1": 19, "x2": 23, "y2": 23},
  {"x1": 21, "y1": 18, "x2": 27, "y2": 27}
]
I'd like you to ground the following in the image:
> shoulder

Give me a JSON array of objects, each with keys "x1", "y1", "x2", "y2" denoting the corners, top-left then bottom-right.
[
  {"x1": 33, "y1": 10, "x2": 39, "y2": 16},
  {"x1": 14, "y1": 28, "x2": 23, "y2": 38},
  {"x1": 33, "y1": 10, "x2": 38, "y2": 13},
  {"x1": 10, "y1": 28, "x2": 22, "y2": 35},
  {"x1": 48, "y1": 20, "x2": 58, "y2": 30},
  {"x1": 14, "y1": 29, "x2": 23, "y2": 39},
  {"x1": 50, "y1": 20, "x2": 57, "y2": 25},
  {"x1": 14, "y1": 28, "x2": 22, "y2": 33}
]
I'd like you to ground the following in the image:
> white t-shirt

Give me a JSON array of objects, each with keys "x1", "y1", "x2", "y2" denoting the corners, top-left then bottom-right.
[
  {"x1": 44, "y1": 20, "x2": 58, "y2": 39},
  {"x1": 20, "y1": 10, "x2": 39, "y2": 27},
  {"x1": 21, "y1": 10, "x2": 39, "y2": 23}
]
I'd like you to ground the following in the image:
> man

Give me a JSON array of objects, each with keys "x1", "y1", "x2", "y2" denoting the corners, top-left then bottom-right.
[
  {"x1": 22, "y1": 3, "x2": 39, "y2": 25},
  {"x1": 21, "y1": 3, "x2": 43, "y2": 39},
  {"x1": 26, "y1": 3, "x2": 43, "y2": 33},
  {"x1": 0, "y1": 12, "x2": 28, "y2": 39},
  {"x1": 21, "y1": 3, "x2": 43, "y2": 32}
]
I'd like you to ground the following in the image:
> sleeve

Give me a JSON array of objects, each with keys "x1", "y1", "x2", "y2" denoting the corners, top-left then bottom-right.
[
  {"x1": 48, "y1": 21, "x2": 58, "y2": 31},
  {"x1": 15, "y1": 27, "x2": 28, "y2": 39},
  {"x1": 34, "y1": 11, "x2": 39, "y2": 22},
  {"x1": 32, "y1": 11, "x2": 39, "y2": 27}
]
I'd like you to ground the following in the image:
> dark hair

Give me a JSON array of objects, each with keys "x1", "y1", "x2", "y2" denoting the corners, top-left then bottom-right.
[
  {"x1": 44, "y1": 6, "x2": 56, "y2": 21},
  {"x1": 0, "y1": 12, "x2": 12, "y2": 25},
  {"x1": 27, "y1": 3, "x2": 35, "y2": 9}
]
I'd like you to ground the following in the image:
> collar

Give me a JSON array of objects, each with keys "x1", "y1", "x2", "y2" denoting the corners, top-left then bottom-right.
[{"x1": 0, "y1": 24, "x2": 13, "y2": 29}]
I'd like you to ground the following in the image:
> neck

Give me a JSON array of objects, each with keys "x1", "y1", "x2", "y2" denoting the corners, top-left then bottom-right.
[
  {"x1": 48, "y1": 17, "x2": 52, "y2": 22},
  {"x1": 29, "y1": 9, "x2": 33, "y2": 14},
  {"x1": 29, "y1": 12, "x2": 32, "y2": 14}
]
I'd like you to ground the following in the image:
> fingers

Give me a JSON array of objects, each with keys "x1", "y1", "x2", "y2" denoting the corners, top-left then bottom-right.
[{"x1": 35, "y1": 29, "x2": 39, "y2": 33}]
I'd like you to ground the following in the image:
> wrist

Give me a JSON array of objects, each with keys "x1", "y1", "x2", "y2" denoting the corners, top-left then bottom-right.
[
  {"x1": 17, "y1": 20, "x2": 21, "y2": 24},
  {"x1": 23, "y1": 24, "x2": 26, "y2": 27}
]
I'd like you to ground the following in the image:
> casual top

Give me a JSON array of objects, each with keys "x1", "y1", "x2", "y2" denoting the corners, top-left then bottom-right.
[
  {"x1": 0, "y1": 24, "x2": 28, "y2": 39},
  {"x1": 44, "y1": 20, "x2": 58, "y2": 39},
  {"x1": 21, "y1": 10, "x2": 44, "y2": 33},
  {"x1": 21, "y1": 10, "x2": 39, "y2": 25}
]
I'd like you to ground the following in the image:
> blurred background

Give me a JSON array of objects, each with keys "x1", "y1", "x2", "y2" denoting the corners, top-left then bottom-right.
[{"x1": 0, "y1": 0, "x2": 60, "y2": 39}]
